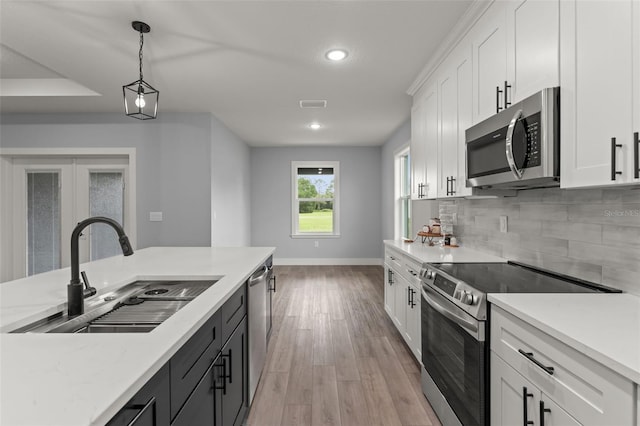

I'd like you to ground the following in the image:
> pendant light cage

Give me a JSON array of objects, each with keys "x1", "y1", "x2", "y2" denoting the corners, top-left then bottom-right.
[{"x1": 123, "y1": 21, "x2": 159, "y2": 120}]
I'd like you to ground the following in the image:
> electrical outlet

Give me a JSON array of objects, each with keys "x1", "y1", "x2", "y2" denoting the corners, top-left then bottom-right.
[
  {"x1": 499, "y1": 215, "x2": 508, "y2": 233},
  {"x1": 149, "y1": 212, "x2": 163, "y2": 222},
  {"x1": 314, "y1": 241, "x2": 319, "y2": 248}
]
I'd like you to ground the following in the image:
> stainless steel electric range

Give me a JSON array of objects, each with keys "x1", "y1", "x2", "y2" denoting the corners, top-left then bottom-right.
[{"x1": 418, "y1": 261, "x2": 620, "y2": 426}]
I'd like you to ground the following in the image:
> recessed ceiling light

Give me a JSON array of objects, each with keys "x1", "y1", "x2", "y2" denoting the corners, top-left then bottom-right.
[
  {"x1": 325, "y1": 49, "x2": 348, "y2": 61},
  {"x1": 309, "y1": 123, "x2": 321, "y2": 130}
]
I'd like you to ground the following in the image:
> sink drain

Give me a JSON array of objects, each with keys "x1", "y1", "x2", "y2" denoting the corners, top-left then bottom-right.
[{"x1": 144, "y1": 289, "x2": 168, "y2": 295}]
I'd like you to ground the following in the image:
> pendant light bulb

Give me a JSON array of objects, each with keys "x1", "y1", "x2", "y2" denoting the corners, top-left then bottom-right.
[{"x1": 135, "y1": 93, "x2": 146, "y2": 108}]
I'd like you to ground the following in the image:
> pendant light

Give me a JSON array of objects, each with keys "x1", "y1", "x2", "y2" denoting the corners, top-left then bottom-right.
[{"x1": 123, "y1": 21, "x2": 159, "y2": 120}]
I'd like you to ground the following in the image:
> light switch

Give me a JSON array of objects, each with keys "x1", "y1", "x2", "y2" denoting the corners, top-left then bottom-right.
[
  {"x1": 499, "y1": 215, "x2": 508, "y2": 233},
  {"x1": 149, "y1": 212, "x2": 163, "y2": 222}
]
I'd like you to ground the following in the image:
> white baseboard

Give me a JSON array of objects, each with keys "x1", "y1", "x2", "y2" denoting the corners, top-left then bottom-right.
[{"x1": 274, "y1": 258, "x2": 383, "y2": 266}]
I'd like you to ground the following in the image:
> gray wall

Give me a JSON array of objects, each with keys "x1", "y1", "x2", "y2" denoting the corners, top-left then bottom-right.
[
  {"x1": 1, "y1": 113, "x2": 218, "y2": 248},
  {"x1": 380, "y1": 119, "x2": 411, "y2": 240},
  {"x1": 423, "y1": 188, "x2": 640, "y2": 295},
  {"x1": 250, "y1": 146, "x2": 382, "y2": 262},
  {"x1": 211, "y1": 118, "x2": 251, "y2": 247}
]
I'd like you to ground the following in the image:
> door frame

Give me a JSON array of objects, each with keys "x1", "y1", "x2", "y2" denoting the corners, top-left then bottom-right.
[{"x1": 0, "y1": 148, "x2": 137, "y2": 282}]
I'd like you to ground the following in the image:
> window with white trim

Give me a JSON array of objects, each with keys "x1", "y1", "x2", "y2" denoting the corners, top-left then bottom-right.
[
  {"x1": 395, "y1": 147, "x2": 412, "y2": 239},
  {"x1": 291, "y1": 161, "x2": 340, "y2": 237}
]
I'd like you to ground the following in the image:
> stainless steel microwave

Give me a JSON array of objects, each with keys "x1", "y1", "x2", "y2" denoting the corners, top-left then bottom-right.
[{"x1": 465, "y1": 87, "x2": 560, "y2": 189}]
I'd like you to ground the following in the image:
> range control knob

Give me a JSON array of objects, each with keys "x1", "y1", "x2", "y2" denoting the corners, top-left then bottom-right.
[
  {"x1": 425, "y1": 269, "x2": 434, "y2": 280},
  {"x1": 460, "y1": 290, "x2": 477, "y2": 305}
]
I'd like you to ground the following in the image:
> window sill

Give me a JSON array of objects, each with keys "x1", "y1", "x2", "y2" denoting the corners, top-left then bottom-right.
[{"x1": 290, "y1": 234, "x2": 341, "y2": 239}]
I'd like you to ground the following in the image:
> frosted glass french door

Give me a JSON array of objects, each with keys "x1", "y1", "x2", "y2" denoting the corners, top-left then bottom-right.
[
  {"x1": 8, "y1": 157, "x2": 129, "y2": 279},
  {"x1": 75, "y1": 158, "x2": 129, "y2": 265}
]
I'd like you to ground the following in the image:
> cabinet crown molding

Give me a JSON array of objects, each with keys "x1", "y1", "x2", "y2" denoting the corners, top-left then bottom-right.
[{"x1": 407, "y1": 0, "x2": 493, "y2": 96}]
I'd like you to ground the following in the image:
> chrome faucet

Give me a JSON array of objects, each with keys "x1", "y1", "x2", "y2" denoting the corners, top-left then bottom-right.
[{"x1": 68, "y1": 217, "x2": 134, "y2": 317}]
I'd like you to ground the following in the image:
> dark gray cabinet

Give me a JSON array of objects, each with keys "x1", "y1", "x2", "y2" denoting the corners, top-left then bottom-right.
[
  {"x1": 108, "y1": 284, "x2": 248, "y2": 426},
  {"x1": 171, "y1": 360, "x2": 217, "y2": 426},
  {"x1": 170, "y1": 310, "x2": 222, "y2": 420},
  {"x1": 106, "y1": 364, "x2": 170, "y2": 426},
  {"x1": 172, "y1": 316, "x2": 247, "y2": 426},
  {"x1": 220, "y1": 316, "x2": 247, "y2": 426},
  {"x1": 221, "y1": 284, "x2": 246, "y2": 344}
]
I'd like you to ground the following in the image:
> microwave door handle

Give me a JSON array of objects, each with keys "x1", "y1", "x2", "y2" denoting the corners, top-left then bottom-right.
[
  {"x1": 505, "y1": 109, "x2": 524, "y2": 180},
  {"x1": 421, "y1": 287, "x2": 479, "y2": 335}
]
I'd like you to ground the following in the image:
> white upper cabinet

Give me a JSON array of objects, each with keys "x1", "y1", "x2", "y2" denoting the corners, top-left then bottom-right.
[
  {"x1": 471, "y1": 2, "x2": 508, "y2": 123},
  {"x1": 471, "y1": 0, "x2": 559, "y2": 124},
  {"x1": 410, "y1": 101, "x2": 427, "y2": 200},
  {"x1": 560, "y1": 0, "x2": 640, "y2": 188},
  {"x1": 437, "y1": 45, "x2": 473, "y2": 198},
  {"x1": 411, "y1": 81, "x2": 438, "y2": 200},
  {"x1": 506, "y1": 0, "x2": 559, "y2": 104}
]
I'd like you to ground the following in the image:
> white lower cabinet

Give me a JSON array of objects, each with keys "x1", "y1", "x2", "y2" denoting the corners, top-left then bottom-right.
[
  {"x1": 491, "y1": 305, "x2": 635, "y2": 426},
  {"x1": 491, "y1": 352, "x2": 581, "y2": 426},
  {"x1": 403, "y1": 279, "x2": 421, "y2": 361},
  {"x1": 383, "y1": 246, "x2": 422, "y2": 362}
]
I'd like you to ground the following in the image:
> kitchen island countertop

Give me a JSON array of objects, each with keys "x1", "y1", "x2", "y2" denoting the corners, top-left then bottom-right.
[{"x1": 0, "y1": 246, "x2": 274, "y2": 426}]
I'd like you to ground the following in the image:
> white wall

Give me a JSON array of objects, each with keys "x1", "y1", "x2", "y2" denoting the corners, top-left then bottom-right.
[
  {"x1": 0, "y1": 113, "x2": 249, "y2": 249},
  {"x1": 211, "y1": 118, "x2": 251, "y2": 247},
  {"x1": 250, "y1": 146, "x2": 382, "y2": 263}
]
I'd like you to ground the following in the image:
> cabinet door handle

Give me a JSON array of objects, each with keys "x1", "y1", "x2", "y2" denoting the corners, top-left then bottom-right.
[
  {"x1": 407, "y1": 285, "x2": 411, "y2": 306},
  {"x1": 634, "y1": 132, "x2": 639, "y2": 179},
  {"x1": 518, "y1": 349, "x2": 555, "y2": 375},
  {"x1": 496, "y1": 86, "x2": 503, "y2": 113},
  {"x1": 272, "y1": 275, "x2": 277, "y2": 293},
  {"x1": 611, "y1": 137, "x2": 623, "y2": 181},
  {"x1": 446, "y1": 176, "x2": 450, "y2": 196},
  {"x1": 226, "y1": 350, "x2": 233, "y2": 384},
  {"x1": 504, "y1": 81, "x2": 512, "y2": 109},
  {"x1": 450, "y1": 177, "x2": 456, "y2": 195},
  {"x1": 126, "y1": 397, "x2": 156, "y2": 426},
  {"x1": 214, "y1": 356, "x2": 229, "y2": 395},
  {"x1": 388, "y1": 269, "x2": 394, "y2": 285},
  {"x1": 540, "y1": 401, "x2": 551, "y2": 426},
  {"x1": 411, "y1": 289, "x2": 416, "y2": 308},
  {"x1": 522, "y1": 387, "x2": 534, "y2": 426}
]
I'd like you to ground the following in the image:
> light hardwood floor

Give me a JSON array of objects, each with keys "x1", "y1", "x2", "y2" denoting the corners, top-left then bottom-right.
[{"x1": 246, "y1": 265, "x2": 441, "y2": 426}]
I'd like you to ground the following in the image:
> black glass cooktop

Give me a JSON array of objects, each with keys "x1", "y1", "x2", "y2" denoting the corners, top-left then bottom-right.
[{"x1": 430, "y1": 262, "x2": 620, "y2": 294}]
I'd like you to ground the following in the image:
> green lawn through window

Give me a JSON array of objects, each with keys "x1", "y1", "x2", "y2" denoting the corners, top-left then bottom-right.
[{"x1": 299, "y1": 209, "x2": 333, "y2": 232}]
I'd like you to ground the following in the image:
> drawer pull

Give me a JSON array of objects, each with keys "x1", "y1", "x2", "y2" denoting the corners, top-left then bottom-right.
[
  {"x1": 522, "y1": 387, "x2": 534, "y2": 426},
  {"x1": 518, "y1": 349, "x2": 555, "y2": 375},
  {"x1": 127, "y1": 397, "x2": 156, "y2": 426},
  {"x1": 540, "y1": 401, "x2": 551, "y2": 426}
]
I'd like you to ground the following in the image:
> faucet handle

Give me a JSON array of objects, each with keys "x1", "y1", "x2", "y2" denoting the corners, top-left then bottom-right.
[{"x1": 81, "y1": 271, "x2": 97, "y2": 298}]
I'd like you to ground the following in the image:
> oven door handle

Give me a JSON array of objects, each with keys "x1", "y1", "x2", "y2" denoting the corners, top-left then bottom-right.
[
  {"x1": 421, "y1": 287, "x2": 479, "y2": 335},
  {"x1": 505, "y1": 108, "x2": 525, "y2": 180}
]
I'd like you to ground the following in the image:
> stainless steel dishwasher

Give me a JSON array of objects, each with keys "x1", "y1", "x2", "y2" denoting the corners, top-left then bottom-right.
[{"x1": 248, "y1": 259, "x2": 270, "y2": 405}]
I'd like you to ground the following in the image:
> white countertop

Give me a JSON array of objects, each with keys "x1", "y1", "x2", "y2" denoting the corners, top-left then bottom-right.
[
  {"x1": 0, "y1": 246, "x2": 274, "y2": 426},
  {"x1": 489, "y1": 293, "x2": 640, "y2": 384},
  {"x1": 384, "y1": 240, "x2": 506, "y2": 264}
]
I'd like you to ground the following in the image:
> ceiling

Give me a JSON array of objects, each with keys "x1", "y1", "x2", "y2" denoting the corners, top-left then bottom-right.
[{"x1": 0, "y1": 1, "x2": 472, "y2": 147}]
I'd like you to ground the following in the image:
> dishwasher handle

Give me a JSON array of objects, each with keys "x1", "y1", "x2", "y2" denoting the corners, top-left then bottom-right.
[{"x1": 249, "y1": 265, "x2": 269, "y2": 286}]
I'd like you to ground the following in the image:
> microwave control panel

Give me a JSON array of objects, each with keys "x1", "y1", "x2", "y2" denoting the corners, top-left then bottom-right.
[{"x1": 524, "y1": 112, "x2": 541, "y2": 168}]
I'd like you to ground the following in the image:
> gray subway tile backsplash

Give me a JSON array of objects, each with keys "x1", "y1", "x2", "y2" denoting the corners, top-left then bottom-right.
[{"x1": 431, "y1": 187, "x2": 640, "y2": 295}]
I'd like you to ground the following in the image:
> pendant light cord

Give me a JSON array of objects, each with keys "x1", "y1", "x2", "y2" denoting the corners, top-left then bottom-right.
[{"x1": 138, "y1": 31, "x2": 144, "y2": 81}]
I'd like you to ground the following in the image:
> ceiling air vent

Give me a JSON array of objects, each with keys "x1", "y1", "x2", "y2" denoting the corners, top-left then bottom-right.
[{"x1": 299, "y1": 100, "x2": 327, "y2": 108}]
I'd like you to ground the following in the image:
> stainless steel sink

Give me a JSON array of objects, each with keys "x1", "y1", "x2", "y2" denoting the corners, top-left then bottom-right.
[{"x1": 12, "y1": 279, "x2": 219, "y2": 334}]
